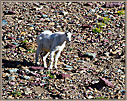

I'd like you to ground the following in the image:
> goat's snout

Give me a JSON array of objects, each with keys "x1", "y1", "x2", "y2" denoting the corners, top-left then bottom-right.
[
  {"x1": 66, "y1": 38, "x2": 71, "y2": 42},
  {"x1": 68, "y1": 40, "x2": 71, "y2": 42}
]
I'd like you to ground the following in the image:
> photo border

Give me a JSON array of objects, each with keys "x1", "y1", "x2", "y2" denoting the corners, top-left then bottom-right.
[{"x1": 0, "y1": 0, "x2": 126, "y2": 101}]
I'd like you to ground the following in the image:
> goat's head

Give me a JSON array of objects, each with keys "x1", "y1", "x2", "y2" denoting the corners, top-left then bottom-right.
[{"x1": 65, "y1": 32, "x2": 72, "y2": 42}]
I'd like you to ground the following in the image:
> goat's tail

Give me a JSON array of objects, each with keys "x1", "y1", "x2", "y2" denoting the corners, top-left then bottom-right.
[{"x1": 36, "y1": 36, "x2": 40, "y2": 44}]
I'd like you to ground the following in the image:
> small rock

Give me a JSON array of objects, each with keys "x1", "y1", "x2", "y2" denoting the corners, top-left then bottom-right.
[
  {"x1": 25, "y1": 88, "x2": 32, "y2": 94},
  {"x1": 4, "y1": 44, "x2": 16, "y2": 49},
  {"x1": 80, "y1": 52, "x2": 96, "y2": 60},
  {"x1": 30, "y1": 66, "x2": 44, "y2": 70},
  {"x1": 30, "y1": 72, "x2": 41, "y2": 77},
  {"x1": 62, "y1": 74, "x2": 70, "y2": 78},
  {"x1": 51, "y1": 5, "x2": 56, "y2": 9},
  {"x1": 19, "y1": 47, "x2": 27, "y2": 52},
  {"x1": 49, "y1": 22, "x2": 55, "y2": 26},
  {"x1": 8, "y1": 95, "x2": 14, "y2": 99},
  {"x1": 20, "y1": 32, "x2": 26, "y2": 35},
  {"x1": 65, "y1": 65, "x2": 73, "y2": 68},
  {"x1": 116, "y1": 69, "x2": 124, "y2": 74},
  {"x1": 40, "y1": 82, "x2": 47, "y2": 86},
  {"x1": 88, "y1": 87, "x2": 93, "y2": 90},
  {"x1": 24, "y1": 76, "x2": 30, "y2": 80},
  {"x1": 12, "y1": 42, "x2": 18, "y2": 46},
  {"x1": 59, "y1": 10, "x2": 68, "y2": 15},
  {"x1": 77, "y1": 60, "x2": 84, "y2": 63},
  {"x1": 104, "y1": 39, "x2": 109, "y2": 43},
  {"x1": 120, "y1": 90, "x2": 125, "y2": 95},
  {"x1": 87, "y1": 95, "x2": 93, "y2": 99},
  {"x1": 100, "y1": 77, "x2": 114, "y2": 88},
  {"x1": 3, "y1": 10, "x2": 16, "y2": 15},
  {"x1": 82, "y1": 24, "x2": 92, "y2": 29},
  {"x1": 2, "y1": 20, "x2": 8, "y2": 26},
  {"x1": 9, "y1": 69, "x2": 18, "y2": 73},
  {"x1": 42, "y1": 14, "x2": 48, "y2": 18},
  {"x1": 8, "y1": 77, "x2": 15, "y2": 80},
  {"x1": 9, "y1": 82, "x2": 15, "y2": 85},
  {"x1": 29, "y1": 27, "x2": 34, "y2": 30},
  {"x1": 104, "y1": 52, "x2": 110, "y2": 56},
  {"x1": 84, "y1": 2, "x2": 93, "y2": 6},
  {"x1": 98, "y1": 18, "x2": 103, "y2": 22},
  {"x1": 64, "y1": 65, "x2": 73, "y2": 71},
  {"x1": 79, "y1": 67, "x2": 88, "y2": 72},
  {"x1": 104, "y1": 14, "x2": 108, "y2": 17},
  {"x1": 43, "y1": 77, "x2": 49, "y2": 79},
  {"x1": 102, "y1": 2, "x2": 122, "y2": 8},
  {"x1": 7, "y1": 37, "x2": 16, "y2": 40}
]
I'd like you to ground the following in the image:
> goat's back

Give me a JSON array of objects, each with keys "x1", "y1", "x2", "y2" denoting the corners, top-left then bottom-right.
[
  {"x1": 37, "y1": 30, "x2": 52, "y2": 43},
  {"x1": 41, "y1": 30, "x2": 52, "y2": 35},
  {"x1": 37, "y1": 31, "x2": 66, "y2": 45},
  {"x1": 54, "y1": 32, "x2": 65, "y2": 35}
]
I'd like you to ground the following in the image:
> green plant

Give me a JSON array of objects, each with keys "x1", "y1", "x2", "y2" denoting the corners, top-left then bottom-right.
[
  {"x1": 22, "y1": 39, "x2": 28, "y2": 44},
  {"x1": 46, "y1": 71, "x2": 55, "y2": 79},
  {"x1": 92, "y1": 28, "x2": 102, "y2": 33},
  {"x1": 12, "y1": 91, "x2": 21, "y2": 97},
  {"x1": 49, "y1": 74, "x2": 55, "y2": 79},
  {"x1": 98, "y1": 23, "x2": 106, "y2": 28},
  {"x1": 117, "y1": 10, "x2": 125, "y2": 15},
  {"x1": 27, "y1": 49, "x2": 35, "y2": 53},
  {"x1": 105, "y1": 12, "x2": 108, "y2": 14},
  {"x1": 103, "y1": 17, "x2": 110, "y2": 23},
  {"x1": 94, "y1": 97, "x2": 108, "y2": 99},
  {"x1": 46, "y1": 70, "x2": 51, "y2": 74}
]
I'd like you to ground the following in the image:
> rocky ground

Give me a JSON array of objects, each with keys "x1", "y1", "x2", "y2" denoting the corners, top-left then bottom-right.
[{"x1": 2, "y1": 2, "x2": 125, "y2": 99}]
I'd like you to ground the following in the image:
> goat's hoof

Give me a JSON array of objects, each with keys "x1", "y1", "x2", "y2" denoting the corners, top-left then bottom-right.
[
  {"x1": 49, "y1": 67, "x2": 52, "y2": 70},
  {"x1": 44, "y1": 65, "x2": 47, "y2": 68},
  {"x1": 37, "y1": 62, "x2": 40, "y2": 65},
  {"x1": 35, "y1": 62, "x2": 40, "y2": 66}
]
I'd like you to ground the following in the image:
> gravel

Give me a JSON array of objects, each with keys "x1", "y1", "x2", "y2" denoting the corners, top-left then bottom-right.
[{"x1": 2, "y1": 2, "x2": 125, "y2": 100}]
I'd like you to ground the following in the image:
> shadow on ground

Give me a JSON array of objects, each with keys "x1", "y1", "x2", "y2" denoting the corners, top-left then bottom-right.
[{"x1": 2, "y1": 59, "x2": 35, "y2": 68}]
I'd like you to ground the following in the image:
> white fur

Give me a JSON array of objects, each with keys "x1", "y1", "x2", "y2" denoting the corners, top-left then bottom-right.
[{"x1": 35, "y1": 30, "x2": 72, "y2": 69}]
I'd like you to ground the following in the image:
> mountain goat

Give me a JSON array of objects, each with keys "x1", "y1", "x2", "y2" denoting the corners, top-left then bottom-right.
[{"x1": 35, "y1": 30, "x2": 72, "y2": 69}]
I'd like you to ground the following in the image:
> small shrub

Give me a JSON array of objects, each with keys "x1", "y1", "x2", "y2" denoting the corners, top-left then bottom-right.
[
  {"x1": 49, "y1": 74, "x2": 55, "y2": 79},
  {"x1": 22, "y1": 39, "x2": 28, "y2": 44},
  {"x1": 117, "y1": 10, "x2": 125, "y2": 15},
  {"x1": 92, "y1": 28, "x2": 102, "y2": 33},
  {"x1": 46, "y1": 71, "x2": 51, "y2": 74},
  {"x1": 98, "y1": 23, "x2": 106, "y2": 28},
  {"x1": 27, "y1": 49, "x2": 35, "y2": 53},
  {"x1": 103, "y1": 17, "x2": 110, "y2": 23},
  {"x1": 46, "y1": 71, "x2": 55, "y2": 79},
  {"x1": 94, "y1": 97, "x2": 108, "y2": 99},
  {"x1": 12, "y1": 91, "x2": 21, "y2": 97}
]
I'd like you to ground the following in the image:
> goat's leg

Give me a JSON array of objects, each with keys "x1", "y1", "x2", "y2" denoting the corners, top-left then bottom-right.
[
  {"x1": 35, "y1": 47, "x2": 42, "y2": 65},
  {"x1": 54, "y1": 50, "x2": 62, "y2": 68},
  {"x1": 43, "y1": 52, "x2": 50, "y2": 68},
  {"x1": 49, "y1": 50, "x2": 55, "y2": 69}
]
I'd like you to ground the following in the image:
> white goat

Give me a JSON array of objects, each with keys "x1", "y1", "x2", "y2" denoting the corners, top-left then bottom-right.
[{"x1": 35, "y1": 30, "x2": 72, "y2": 69}]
